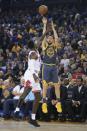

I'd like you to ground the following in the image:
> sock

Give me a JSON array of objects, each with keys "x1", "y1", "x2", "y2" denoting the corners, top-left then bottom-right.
[
  {"x1": 57, "y1": 98, "x2": 60, "y2": 102},
  {"x1": 14, "y1": 107, "x2": 20, "y2": 112},
  {"x1": 31, "y1": 114, "x2": 36, "y2": 120},
  {"x1": 43, "y1": 98, "x2": 47, "y2": 103}
]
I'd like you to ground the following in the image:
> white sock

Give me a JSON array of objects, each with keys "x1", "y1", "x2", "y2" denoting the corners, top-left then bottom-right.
[
  {"x1": 31, "y1": 114, "x2": 36, "y2": 120},
  {"x1": 14, "y1": 107, "x2": 20, "y2": 112}
]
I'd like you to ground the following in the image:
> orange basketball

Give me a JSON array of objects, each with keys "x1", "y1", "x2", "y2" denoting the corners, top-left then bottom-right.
[{"x1": 39, "y1": 5, "x2": 48, "y2": 15}]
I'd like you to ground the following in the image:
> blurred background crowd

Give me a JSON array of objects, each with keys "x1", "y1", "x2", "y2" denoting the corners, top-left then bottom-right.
[{"x1": 0, "y1": 0, "x2": 87, "y2": 122}]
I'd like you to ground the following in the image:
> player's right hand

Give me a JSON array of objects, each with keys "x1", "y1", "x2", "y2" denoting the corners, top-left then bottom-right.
[{"x1": 42, "y1": 17, "x2": 47, "y2": 25}]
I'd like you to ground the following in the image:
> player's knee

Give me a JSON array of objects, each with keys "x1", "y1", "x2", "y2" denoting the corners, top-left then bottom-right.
[
  {"x1": 42, "y1": 80, "x2": 48, "y2": 88},
  {"x1": 54, "y1": 83, "x2": 60, "y2": 88},
  {"x1": 34, "y1": 92, "x2": 42, "y2": 101}
]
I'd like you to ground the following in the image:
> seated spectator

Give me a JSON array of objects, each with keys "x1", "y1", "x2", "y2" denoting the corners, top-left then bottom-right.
[
  {"x1": 0, "y1": 85, "x2": 14, "y2": 118},
  {"x1": 58, "y1": 78, "x2": 75, "y2": 121},
  {"x1": 63, "y1": 78, "x2": 75, "y2": 121},
  {"x1": 11, "y1": 43, "x2": 21, "y2": 57},
  {"x1": 60, "y1": 54, "x2": 70, "y2": 70},
  {"x1": 66, "y1": 78, "x2": 87, "y2": 122},
  {"x1": 2, "y1": 76, "x2": 25, "y2": 119},
  {"x1": 66, "y1": 77, "x2": 87, "y2": 122},
  {"x1": 62, "y1": 67, "x2": 72, "y2": 80},
  {"x1": 72, "y1": 67, "x2": 85, "y2": 80}
]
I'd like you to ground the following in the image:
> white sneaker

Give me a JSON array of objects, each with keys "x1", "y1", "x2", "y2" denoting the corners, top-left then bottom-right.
[{"x1": 14, "y1": 107, "x2": 20, "y2": 113}]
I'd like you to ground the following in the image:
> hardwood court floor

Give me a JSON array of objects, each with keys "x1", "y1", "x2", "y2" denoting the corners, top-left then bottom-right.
[{"x1": 0, "y1": 119, "x2": 87, "y2": 131}]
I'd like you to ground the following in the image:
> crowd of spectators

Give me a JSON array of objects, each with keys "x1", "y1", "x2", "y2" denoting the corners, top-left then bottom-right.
[{"x1": 0, "y1": 4, "x2": 87, "y2": 122}]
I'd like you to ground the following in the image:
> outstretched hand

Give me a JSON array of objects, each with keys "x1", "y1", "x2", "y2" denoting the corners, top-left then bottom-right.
[{"x1": 42, "y1": 17, "x2": 48, "y2": 25}]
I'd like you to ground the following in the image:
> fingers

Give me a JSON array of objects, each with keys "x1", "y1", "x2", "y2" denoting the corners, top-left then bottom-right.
[{"x1": 42, "y1": 17, "x2": 47, "y2": 24}]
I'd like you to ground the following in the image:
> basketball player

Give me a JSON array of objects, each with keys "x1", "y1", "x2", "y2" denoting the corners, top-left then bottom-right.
[
  {"x1": 15, "y1": 51, "x2": 41, "y2": 127},
  {"x1": 41, "y1": 17, "x2": 62, "y2": 113}
]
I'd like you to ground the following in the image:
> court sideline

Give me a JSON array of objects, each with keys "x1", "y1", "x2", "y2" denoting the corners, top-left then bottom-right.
[{"x1": 0, "y1": 120, "x2": 87, "y2": 131}]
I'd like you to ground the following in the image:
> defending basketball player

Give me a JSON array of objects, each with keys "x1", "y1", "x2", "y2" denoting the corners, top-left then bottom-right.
[
  {"x1": 41, "y1": 17, "x2": 62, "y2": 113},
  {"x1": 14, "y1": 51, "x2": 41, "y2": 127}
]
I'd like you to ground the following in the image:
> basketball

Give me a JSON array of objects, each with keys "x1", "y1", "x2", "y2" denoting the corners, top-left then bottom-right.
[{"x1": 39, "y1": 5, "x2": 48, "y2": 15}]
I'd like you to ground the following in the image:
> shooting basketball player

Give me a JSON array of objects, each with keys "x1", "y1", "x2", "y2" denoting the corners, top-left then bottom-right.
[{"x1": 41, "y1": 17, "x2": 62, "y2": 114}]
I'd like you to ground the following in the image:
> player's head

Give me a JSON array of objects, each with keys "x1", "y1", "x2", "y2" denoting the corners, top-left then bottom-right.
[{"x1": 29, "y1": 51, "x2": 38, "y2": 60}]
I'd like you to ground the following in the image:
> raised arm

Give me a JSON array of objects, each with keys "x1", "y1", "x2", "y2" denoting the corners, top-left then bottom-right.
[
  {"x1": 36, "y1": 17, "x2": 47, "y2": 49},
  {"x1": 42, "y1": 17, "x2": 47, "y2": 34},
  {"x1": 51, "y1": 21, "x2": 61, "y2": 49},
  {"x1": 41, "y1": 17, "x2": 48, "y2": 50}
]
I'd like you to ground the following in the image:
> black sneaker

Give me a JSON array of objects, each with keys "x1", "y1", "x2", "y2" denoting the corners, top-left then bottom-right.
[{"x1": 29, "y1": 118, "x2": 40, "y2": 127}]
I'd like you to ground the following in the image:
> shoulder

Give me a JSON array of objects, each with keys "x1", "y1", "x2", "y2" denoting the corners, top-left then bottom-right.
[
  {"x1": 13, "y1": 85, "x2": 20, "y2": 90},
  {"x1": 82, "y1": 86, "x2": 87, "y2": 91}
]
